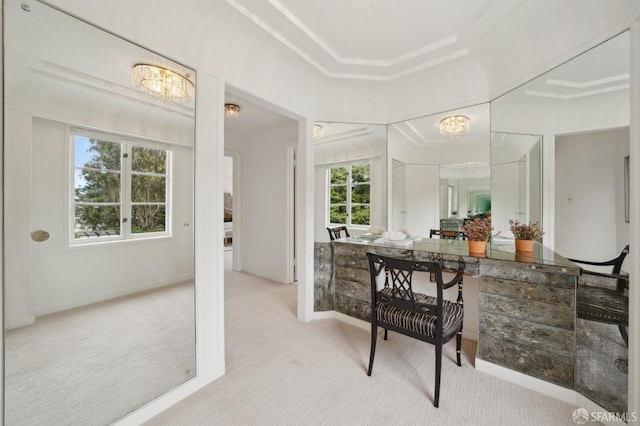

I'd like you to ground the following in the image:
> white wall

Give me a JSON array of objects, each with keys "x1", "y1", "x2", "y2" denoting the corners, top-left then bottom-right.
[
  {"x1": 225, "y1": 122, "x2": 297, "y2": 284},
  {"x1": 555, "y1": 128, "x2": 630, "y2": 262},
  {"x1": 4, "y1": 111, "x2": 33, "y2": 329}
]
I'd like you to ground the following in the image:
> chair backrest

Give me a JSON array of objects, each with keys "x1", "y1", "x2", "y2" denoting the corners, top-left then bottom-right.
[
  {"x1": 327, "y1": 226, "x2": 350, "y2": 241},
  {"x1": 367, "y1": 253, "x2": 464, "y2": 321},
  {"x1": 568, "y1": 245, "x2": 630, "y2": 275},
  {"x1": 429, "y1": 229, "x2": 466, "y2": 240}
]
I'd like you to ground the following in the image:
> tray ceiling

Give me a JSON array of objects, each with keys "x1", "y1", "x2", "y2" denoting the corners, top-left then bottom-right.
[{"x1": 226, "y1": 0, "x2": 523, "y2": 81}]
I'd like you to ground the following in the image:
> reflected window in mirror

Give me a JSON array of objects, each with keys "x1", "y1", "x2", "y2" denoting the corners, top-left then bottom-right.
[
  {"x1": 328, "y1": 161, "x2": 371, "y2": 227},
  {"x1": 71, "y1": 129, "x2": 171, "y2": 245},
  {"x1": 314, "y1": 122, "x2": 387, "y2": 239}
]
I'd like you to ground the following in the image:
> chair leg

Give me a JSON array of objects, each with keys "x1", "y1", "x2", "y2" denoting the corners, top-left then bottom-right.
[
  {"x1": 367, "y1": 323, "x2": 377, "y2": 376},
  {"x1": 619, "y1": 325, "x2": 628, "y2": 347},
  {"x1": 456, "y1": 326, "x2": 463, "y2": 366},
  {"x1": 434, "y1": 343, "x2": 442, "y2": 407},
  {"x1": 384, "y1": 328, "x2": 388, "y2": 340}
]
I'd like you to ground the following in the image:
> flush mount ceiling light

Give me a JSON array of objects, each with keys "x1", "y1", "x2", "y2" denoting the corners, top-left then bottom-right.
[
  {"x1": 225, "y1": 103, "x2": 240, "y2": 118},
  {"x1": 439, "y1": 115, "x2": 470, "y2": 137},
  {"x1": 132, "y1": 64, "x2": 194, "y2": 104},
  {"x1": 313, "y1": 124, "x2": 324, "y2": 140}
]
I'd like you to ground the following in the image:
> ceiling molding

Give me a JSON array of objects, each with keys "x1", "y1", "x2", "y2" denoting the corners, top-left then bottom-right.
[
  {"x1": 545, "y1": 74, "x2": 629, "y2": 89},
  {"x1": 226, "y1": 0, "x2": 472, "y2": 81},
  {"x1": 525, "y1": 83, "x2": 629, "y2": 100},
  {"x1": 314, "y1": 127, "x2": 373, "y2": 144}
]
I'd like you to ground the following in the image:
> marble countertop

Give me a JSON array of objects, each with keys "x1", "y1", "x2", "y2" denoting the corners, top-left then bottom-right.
[{"x1": 335, "y1": 236, "x2": 581, "y2": 275}]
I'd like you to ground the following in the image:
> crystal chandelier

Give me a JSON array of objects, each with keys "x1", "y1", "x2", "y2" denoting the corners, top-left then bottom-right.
[
  {"x1": 439, "y1": 115, "x2": 470, "y2": 137},
  {"x1": 225, "y1": 104, "x2": 241, "y2": 118},
  {"x1": 132, "y1": 64, "x2": 194, "y2": 104}
]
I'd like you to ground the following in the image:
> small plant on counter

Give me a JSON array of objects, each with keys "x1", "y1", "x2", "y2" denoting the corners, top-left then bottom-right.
[
  {"x1": 509, "y1": 219, "x2": 543, "y2": 240},
  {"x1": 462, "y1": 217, "x2": 493, "y2": 241}
]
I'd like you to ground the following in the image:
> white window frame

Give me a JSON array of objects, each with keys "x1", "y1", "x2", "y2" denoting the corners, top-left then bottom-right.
[
  {"x1": 327, "y1": 160, "x2": 371, "y2": 228},
  {"x1": 69, "y1": 129, "x2": 172, "y2": 246}
]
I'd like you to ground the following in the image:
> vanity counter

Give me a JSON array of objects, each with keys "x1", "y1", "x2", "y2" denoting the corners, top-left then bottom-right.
[{"x1": 315, "y1": 237, "x2": 581, "y2": 389}]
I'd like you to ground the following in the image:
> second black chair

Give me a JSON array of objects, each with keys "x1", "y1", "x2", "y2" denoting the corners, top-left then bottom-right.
[
  {"x1": 568, "y1": 245, "x2": 630, "y2": 346},
  {"x1": 429, "y1": 229, "x2": 466, "y2": 240},
  {"x1": 327, "y1": 226, "x2": 350, "y2": 241},
  {"x1": 366, "y1": 252, "x2": 465, "y2": 407}
]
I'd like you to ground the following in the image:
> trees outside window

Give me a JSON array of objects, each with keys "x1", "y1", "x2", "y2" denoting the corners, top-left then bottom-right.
[
  {"x1": 72, "y1": 132, "x2": 170, "y2": 244},
  {"x1": 328, "y1": 162, "x2": 371, "y2": 226}
]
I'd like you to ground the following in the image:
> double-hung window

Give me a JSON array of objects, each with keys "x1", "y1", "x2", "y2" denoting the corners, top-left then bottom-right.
[
  {"x1": 328, "y1": 161, "x2": 371, "y2": 227},
  {"x1": 71, "y1": 130, "x2": 171, "y2": 244}
]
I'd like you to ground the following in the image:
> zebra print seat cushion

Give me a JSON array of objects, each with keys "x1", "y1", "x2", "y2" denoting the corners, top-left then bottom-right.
[{"x1": 376, "y1": 288, "x2": 463, "y2": 338}]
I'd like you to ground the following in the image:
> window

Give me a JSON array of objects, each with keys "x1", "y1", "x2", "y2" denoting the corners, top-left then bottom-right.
[
  {"x1": 71, "y1": 131, "x2": 170, "y2": 244},
  {"x1": 328, "y1": 162, "x2": 371, "y2": 226}
]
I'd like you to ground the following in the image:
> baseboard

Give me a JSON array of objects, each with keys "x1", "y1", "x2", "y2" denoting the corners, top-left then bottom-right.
[
  {"x1": 312, "y1": 310, "x2": 371, "y2": 331},
  {"x1": 4, "y1": 314, "x2": 36, "y2": 331},
  {"x1": 575, "y1": 393, "x2": 635, "y2": 425},
  {"x1": 116, "y1": 363, "x2": 225, "y2": 425},
  {"x1": 314, "y1": 310, "x2": 478, "y2": 341},
  {"x1": 35, "y1": 274, "x2": 195, "y2": 317},
  {"x1": 475, "y1": 358, "x2": 577, "y2": 405},
  {"x1": 476, "y1": 358, "x2": 635, "y2": 425}
]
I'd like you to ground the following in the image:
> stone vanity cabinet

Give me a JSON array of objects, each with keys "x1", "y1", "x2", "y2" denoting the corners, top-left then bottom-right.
[
  {"x1": 315, "y1": 238, "x2": 627, "y2": 413},
  {"x1": 477, "y1": 259, "x2": 578, "y2": 388}
]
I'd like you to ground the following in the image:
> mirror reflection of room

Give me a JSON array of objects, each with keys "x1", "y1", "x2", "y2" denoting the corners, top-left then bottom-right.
[
  {"x1": 490, "y1": 31, "x2": 630, "y2": 413},
  {"x1": 387, "y1": 103, "x2": 490, "y2": 237},
  {"x1": 3, "y1": 1, "x2": 196, "y2": 424}
]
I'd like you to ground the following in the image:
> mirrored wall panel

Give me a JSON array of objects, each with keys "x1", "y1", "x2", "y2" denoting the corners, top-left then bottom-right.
[
  {"x1": 490, "y1": 31, "x2": 630, "y2": 413},
  {"x1": 387, "y1": 103, "x2": 490, "y2": 236},
  {"x1": 313, "y1": 122, "x2": 388, "y2": 239},
  {"x1": 4, "y1": 1, "x2": 196, "y2": 424},
  {"x1": 490, "y1": 132, "x2": 542, "y2": 237}
]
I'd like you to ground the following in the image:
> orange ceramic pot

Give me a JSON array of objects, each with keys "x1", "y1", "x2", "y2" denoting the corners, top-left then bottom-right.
[
  {"x1": 468, "y1": 240, "x2": 487, "y2": 254},
  {"x1": 515, "y1": 239, "x2": 534, "y2": 252}
]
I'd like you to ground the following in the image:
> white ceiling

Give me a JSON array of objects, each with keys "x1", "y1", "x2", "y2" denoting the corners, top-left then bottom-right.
[
  {"x1": 225, "y1": 0, "x2": 512, "y2": 81},
  {"x1": 223, "y1": 0, "x2": 637, "y2": 131},
  {"x1": 6, "y1": 0, "x2": 639, "y2": 135}
]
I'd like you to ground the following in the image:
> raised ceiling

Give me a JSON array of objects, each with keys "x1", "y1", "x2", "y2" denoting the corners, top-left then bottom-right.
[
  {"x1": 225, "y1": 0, "x2": 639, "y2": 83},
  {"x1": 225, "y1": 0, "x2": 520, "y2": 81}
]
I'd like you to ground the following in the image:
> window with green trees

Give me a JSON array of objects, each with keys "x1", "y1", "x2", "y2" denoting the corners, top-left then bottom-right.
[
  {"x1": 72, "y1": 132, "x2": 170, "y2": 244},
  {"x1": 328, "y1": 162, "x2": 370, "y2": 226}
]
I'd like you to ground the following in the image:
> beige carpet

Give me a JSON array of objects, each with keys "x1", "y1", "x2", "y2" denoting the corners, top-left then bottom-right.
[
  {"x1": 4, "y1": 281, "x2": 196, "y2": 426},
  {"x1": 147, "y1": 252, "x2": 589, "y2": 426}
]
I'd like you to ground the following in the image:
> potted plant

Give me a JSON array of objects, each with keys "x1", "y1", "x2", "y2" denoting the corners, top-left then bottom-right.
[
  {"x1": 462, "y1": 217, "x2": 493, "y2": 253},
  {"x1": 509, "y1": 219, "x2": 544, "y2": 252}
]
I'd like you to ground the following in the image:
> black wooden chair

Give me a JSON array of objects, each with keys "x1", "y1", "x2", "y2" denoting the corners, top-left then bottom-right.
[
  {"x1": 568, "y1": 245, "x2": 629, "y2": 346},
  {"x1": 429, "y1": 229, "x2": 466, "y2": 240},
  {"x1": 366, "y1": 252, "x2": 465, "y2": 407},
  {"x1": 567, "y1": 245, "x2": 629, "y2": 277},
  {"x1": 327, "y1": 226, "x2": 350, "y2": 241}
]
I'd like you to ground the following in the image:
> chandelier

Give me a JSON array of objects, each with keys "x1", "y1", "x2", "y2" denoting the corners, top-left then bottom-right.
[
  {"x1": 132, "y1": 64, "x2": 194, "y2": 104},
  {"x1": 225, "y1": 104, "x2": 241, "y2": 118},
  {"x1": 439, "y1": 115, "x2": 470, "y2": 137}
]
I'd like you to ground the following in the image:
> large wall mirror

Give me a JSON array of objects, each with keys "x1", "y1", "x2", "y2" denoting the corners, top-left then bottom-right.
[
  {"x1": 387, "y1": 103, "x2": 490, "y2": 236},
  {"x1": 491, "y1": 31, "x2": 630, "y2": 413},
  {"x1": 4, "y1": 1, "x2": 196, "y2": 424},
  {"x1": 313, "y1": 122, "x2": 387, "y2": 240},
  {"x1": 490, "y1": 132, "x2": 542, "y2": 237}
]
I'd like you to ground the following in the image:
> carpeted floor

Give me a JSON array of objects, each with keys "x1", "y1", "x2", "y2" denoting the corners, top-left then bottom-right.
[
  {"x1": 4, "y1": 281, "x2": 196, "y2": 426},
  {"x1": 147, "y1": 252, "x2": 590, "y2": 426}
]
